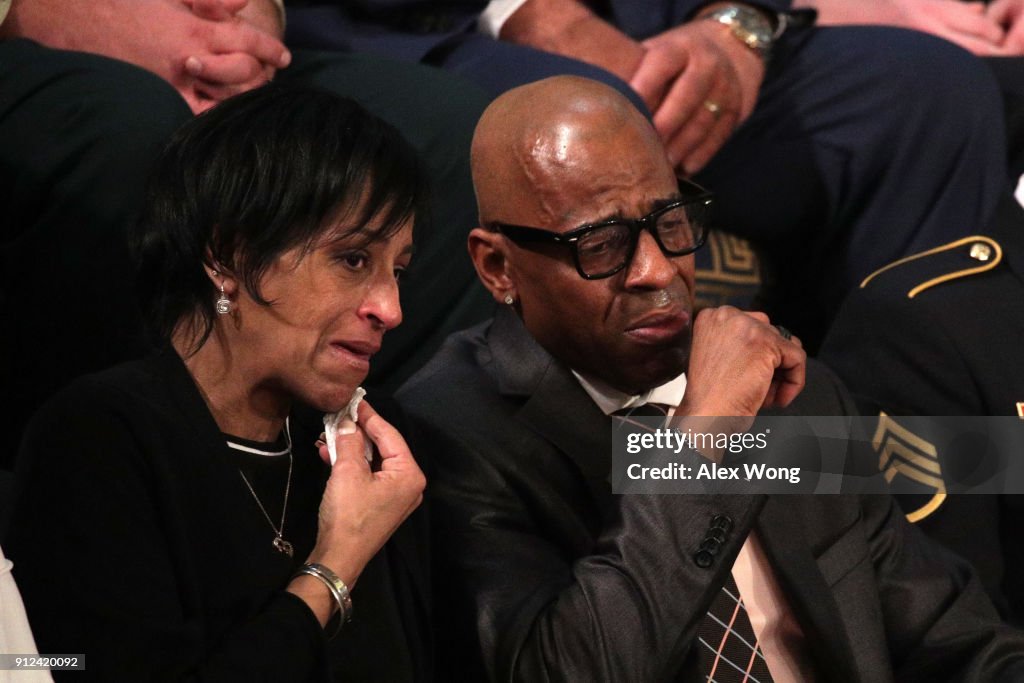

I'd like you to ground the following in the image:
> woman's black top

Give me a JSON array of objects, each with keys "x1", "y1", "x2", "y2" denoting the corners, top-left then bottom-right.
[{"x1": 5, "y1": 348, "x2": 430, "y2": 682}]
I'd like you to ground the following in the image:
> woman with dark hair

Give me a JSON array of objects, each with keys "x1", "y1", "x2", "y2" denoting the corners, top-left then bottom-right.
[{"x1": 6, "y1": 84, "x2": 430, "y2": 682}]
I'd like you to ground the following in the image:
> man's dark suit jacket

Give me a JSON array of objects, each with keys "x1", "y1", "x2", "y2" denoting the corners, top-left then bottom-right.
[{"x1": 398, "y1": 307, "x2": 1024, "y2": 682}]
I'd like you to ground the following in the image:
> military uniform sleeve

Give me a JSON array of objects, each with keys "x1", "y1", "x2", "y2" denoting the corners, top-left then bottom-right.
[
  {"x1": 820, "y1": 279, "x2": 981, "y2": 416},
  {"x1": 860, "y1": 495, "x2": 1024, "y2": 681}
]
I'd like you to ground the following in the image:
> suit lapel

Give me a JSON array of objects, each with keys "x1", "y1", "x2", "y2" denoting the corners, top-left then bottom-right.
[
  {"x1": 756, "y1": 499, "x2": 860, "y2": 680},
  {"x1": 488, "y1": 309, "x2": 614, "y2": 514}
]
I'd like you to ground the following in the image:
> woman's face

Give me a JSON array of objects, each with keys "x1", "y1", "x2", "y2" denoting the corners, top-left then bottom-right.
[{"x1": 231, "y1": 216, "x2": 414, "y2": 413}]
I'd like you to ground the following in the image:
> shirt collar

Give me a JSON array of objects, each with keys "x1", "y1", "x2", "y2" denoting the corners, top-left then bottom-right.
[{"x1": 571, "y1": 370, "x2": 688, "y2": 416}]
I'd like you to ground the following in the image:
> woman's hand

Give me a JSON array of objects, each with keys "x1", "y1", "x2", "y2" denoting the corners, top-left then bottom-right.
[
  {"x1": 309, "y1": 399, "x2": 425, "y2": 587},
  {"x1": 289, "y1": 400, "x2": 424, "y2": 626}
]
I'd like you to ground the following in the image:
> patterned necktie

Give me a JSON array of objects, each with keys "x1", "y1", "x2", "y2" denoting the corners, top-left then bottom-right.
[
  {"x1": 698, "y1": 571, "x2": 774, "y2": 682},
  {"x1": 615, "y1": 402, "x2": 774, "y2": 682}
]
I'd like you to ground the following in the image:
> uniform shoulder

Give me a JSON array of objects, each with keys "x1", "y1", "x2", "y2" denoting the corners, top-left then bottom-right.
[{"x1": 859, "y1": 235, "x2": 1003, "y2": 299}]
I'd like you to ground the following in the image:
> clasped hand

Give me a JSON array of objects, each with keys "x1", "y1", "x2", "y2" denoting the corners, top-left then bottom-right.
[
  {"x1": 630, "y1": 18, "x2": 765, "y2": 175},
  {"x1": 675, "y1": 307, "x2": 806, "y2": 451},
  {"x1": 5, "y1": 0, "x2": 290, "y2": 112},
  {"x1": 177, "y1": 0, "x2": 290, "y2": 112}
]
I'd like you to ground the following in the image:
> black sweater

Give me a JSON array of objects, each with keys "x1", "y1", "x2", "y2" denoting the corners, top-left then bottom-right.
[{"x1": 5, "y1": 348, "x2": 430, "y2": 682}]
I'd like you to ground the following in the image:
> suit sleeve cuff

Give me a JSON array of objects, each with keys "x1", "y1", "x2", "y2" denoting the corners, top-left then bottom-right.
[{"x1": 479, "y1": 0, "x2": 530, "y2": 37}]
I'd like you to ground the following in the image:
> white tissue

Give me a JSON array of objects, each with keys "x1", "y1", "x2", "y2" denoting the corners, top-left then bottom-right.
[{"x1": 323, "y1": 387, "x2": 368, "y2": 465}]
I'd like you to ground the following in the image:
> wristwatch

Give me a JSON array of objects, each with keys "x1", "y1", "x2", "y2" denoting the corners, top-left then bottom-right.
[{"x1": 704, "y1": 5, "x2": 779, "y2": 59}]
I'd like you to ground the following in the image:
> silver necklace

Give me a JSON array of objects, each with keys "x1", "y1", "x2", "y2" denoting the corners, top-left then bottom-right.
[{"x1": 229, "y1": 420, "x2": 294, "y2": 557}]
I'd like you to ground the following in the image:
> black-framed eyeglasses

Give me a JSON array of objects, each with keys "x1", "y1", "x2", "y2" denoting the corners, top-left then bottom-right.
[{"x1": 490, "y1": 182, "x2": 713, "y2": 280}]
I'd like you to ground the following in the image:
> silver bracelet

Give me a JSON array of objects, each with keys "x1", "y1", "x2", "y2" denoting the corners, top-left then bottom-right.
[{"x1": 295, "y1": 563, "x2": 353, "y2": 638}]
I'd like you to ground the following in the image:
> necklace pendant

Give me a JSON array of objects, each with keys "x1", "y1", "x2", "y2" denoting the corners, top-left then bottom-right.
[{"x1": 273, "y1": 535, "x2": 294, "y2": 557}]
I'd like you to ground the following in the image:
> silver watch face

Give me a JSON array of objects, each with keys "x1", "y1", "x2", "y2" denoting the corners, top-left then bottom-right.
[{"x1": 711, "y1": 6, "x2": 774, "y2": 53}]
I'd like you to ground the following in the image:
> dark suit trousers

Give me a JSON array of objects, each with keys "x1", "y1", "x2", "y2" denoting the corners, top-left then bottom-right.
[
  {"x1": 985, "y1": 56, "x2": 1024, "y2": 181},
  {"x1": 0, "y1": 40, "x2": 192, "y2": 471},
  {"x1": 0, "y1": 40, "x2": 493, "y2": 470}
]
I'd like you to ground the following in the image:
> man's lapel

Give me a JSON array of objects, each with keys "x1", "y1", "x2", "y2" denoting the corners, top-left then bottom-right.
[
  {"x1": 756, "y1": 500, "x2": 861, "y2": 679},
  {"x1": 488, "y1": 308, "x2": 614, "y2": 509}
]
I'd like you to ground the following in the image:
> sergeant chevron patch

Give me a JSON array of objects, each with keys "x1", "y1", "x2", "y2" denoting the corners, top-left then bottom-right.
[{"x1": 872, "y1": 413, "x2": 946, "y2": 522}]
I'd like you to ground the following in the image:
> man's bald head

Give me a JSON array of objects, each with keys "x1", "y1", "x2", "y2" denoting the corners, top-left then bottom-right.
[
  {"x1": 471, "y1": 76, "x2": 668, "y2": 227},
  {"x1": 465, "y1": 76, "x2": 697, "y2": 394}
]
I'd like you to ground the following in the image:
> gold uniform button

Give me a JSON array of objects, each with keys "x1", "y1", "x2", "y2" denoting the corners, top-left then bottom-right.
[{"x1": 969, "y1": 242, "x2": 993, "y2": 262}]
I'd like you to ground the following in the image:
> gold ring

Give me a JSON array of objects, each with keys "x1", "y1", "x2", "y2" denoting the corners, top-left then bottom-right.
[{"x1": 703, "y1": 99, "x2": 721, "y2": 118}]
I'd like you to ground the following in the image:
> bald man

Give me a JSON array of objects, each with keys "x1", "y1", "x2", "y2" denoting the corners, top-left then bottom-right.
[{"x1": 397, "y1": 76, "x2": 1024, "y2": 682}]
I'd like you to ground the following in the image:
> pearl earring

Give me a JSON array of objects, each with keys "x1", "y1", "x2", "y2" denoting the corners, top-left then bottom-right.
[{"x1": 503, "y1": 294, "x2": 515, "y2": 305}]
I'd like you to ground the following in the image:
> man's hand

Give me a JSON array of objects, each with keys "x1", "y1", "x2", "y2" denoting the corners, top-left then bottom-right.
[
  {"x1": 4, "y1": 0, "x2": 290, "y2": 113},
  {"x1": 182, "y1": 0, "x2": 287, "y2": 109},
  {"x1": 678, "y1": 307, "x2": 806, "y2": 421},
  {"x1": 799, "y1": 0, "x2": 1009, "y2": 56},
  {"x1": 630, "y1": 18, "x2": 765, "y2": 175},
  {"x1": 499, "y1": 0, "x2": 764, "y2": 176},
  {"x1": 988, "y1": 0, "x2": 1024, "y2": 52}
]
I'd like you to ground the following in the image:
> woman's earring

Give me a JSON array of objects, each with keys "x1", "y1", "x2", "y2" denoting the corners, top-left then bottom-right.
[
  {"x1": 215, "y1": 280, "x2": 232, "y2": 315},
  {"x1": 503, "y1": 293, "x2": 515, "y2": 306}
]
